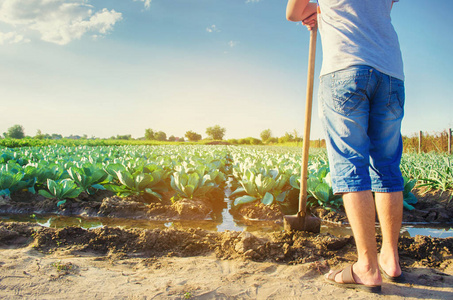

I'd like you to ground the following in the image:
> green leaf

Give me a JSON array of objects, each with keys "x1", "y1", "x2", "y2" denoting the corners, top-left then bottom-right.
[
  {"x1": 0, "y1": 189, "x2": 10, "y2": 197},
  {"x1": 188, "y1": 173, "x2": 200, "y2": 189},
  {"x1": 38, "y1": 189, "x2": 54, "y2": 199},
  {"x1": 289, "y1": 175, "x2": 300, "y2": 189},
  {"x1": 307, "y1": 177, "x2": 321, "y2": 193},
  {"x1": 403, "y1": 177, "x2": 417, "y2": 195},
  {"x1": 47, "y1": 179, "x2": 58, "y2": 196},
  {"x1": 183, "y1": 185, "x2": 195, "y2": 198},
  {"x1": 276, "y1": 191, "x2": 287, "y2": 202},
  {"x1": 404, "y1": 192, "x2": 418, "y2": 205},
  {"x1": 230, "y1": 187, "x2": 246, "y2": 197},
  {"x1": 261, "y1": 192, "x2": 274, "y2": 206},
  {"x1": 170, "y1": 175, "x2": 184, "y2": 195},
  {"x1": 117, "y1": 171, "x2": 134, "y2": 188},
  {"x1": 57, "y1": 200, "x2": 67, "y2": 207},
  {"x1": 104, "y1": 184, "x2": 128, "y2": 194},
  {"x1": 242, "y1": 180, "x2": 258, "y2": 196},
  {"x1": 194, "y1": 186, "x2": 214, "y2": 197},
  {"x1": 91, "y1": 184, "x2": 106, "y2": 190},
  {"x1": 403, "y1": 201, "x2": 415, "y2": 210},
  {"x1": 255, "y1": 174, "x2": 263, "y2": 194},
  {"x1": 312, "y1": 183, "x2": 330, "y2": 202},
  {"x1": 145, "y1": 188, "x2": 163, "y2": 200},
  {"x1": 234, "y1": 195, "x2": 258, "y2": 206},
  {"x1": 137, "y1": 173, "x2": 153, "y2": 191}
]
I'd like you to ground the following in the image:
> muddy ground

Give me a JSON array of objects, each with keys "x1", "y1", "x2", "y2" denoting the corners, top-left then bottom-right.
[
  {"x1": 1, "y1": 188, "x2": 452, "y2": 299},
  {"x1": 0, "y1": 187, "x2": 452, "y2": 225},
  {"x1": 0, "y1": 222, "x2": 452, "y2": 299},
  {"x1": 1, "y1": 222, "x2": 452, "y2": 270}
]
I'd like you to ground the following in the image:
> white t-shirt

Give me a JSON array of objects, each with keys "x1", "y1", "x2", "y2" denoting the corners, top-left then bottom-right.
[{"x1": 317, "y1": 0, "x2": 404, "y2": 80}]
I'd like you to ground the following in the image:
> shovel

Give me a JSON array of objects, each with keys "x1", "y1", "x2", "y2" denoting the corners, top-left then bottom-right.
[{"x1": 283, "y1": 26, "x2": 321, "y2": 233}]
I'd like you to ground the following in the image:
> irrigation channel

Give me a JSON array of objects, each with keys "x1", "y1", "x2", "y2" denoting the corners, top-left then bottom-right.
[{"x1": 2, "y1": 180, "x2": 451, "y2": 238}]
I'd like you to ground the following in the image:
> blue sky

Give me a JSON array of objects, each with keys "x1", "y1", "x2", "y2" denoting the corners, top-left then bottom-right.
[{"x1": 0, "y1": 0, "x2": 452, "y2": 140}]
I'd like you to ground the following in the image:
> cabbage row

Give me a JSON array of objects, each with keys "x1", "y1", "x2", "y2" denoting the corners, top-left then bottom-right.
[{"x1": 1, "y1": 145, "x2": 444, "y2": 212}]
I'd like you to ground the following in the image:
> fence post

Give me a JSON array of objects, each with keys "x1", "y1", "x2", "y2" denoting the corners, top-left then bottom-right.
[
  {"x1": 449, "y1": 128, "x2": 452, "y2": 155},
  {"x1": 418, "y1": 131, "x2": 423, "y2": 154}
]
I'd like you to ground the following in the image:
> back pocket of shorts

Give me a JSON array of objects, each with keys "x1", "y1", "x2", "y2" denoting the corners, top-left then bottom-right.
[
  {"x1": 332, "y1": 75, "x2": 369, "y2": 116},
  {"x1": 387, "y1": 80, "x2": 405, "y2": 119}
]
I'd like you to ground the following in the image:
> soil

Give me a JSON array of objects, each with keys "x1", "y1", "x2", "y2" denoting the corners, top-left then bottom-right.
[
  {"x1": 0, "y1": 222, "x2": 452, "y2": 299},
  {"x1": 0, "y1": 188, "x2": 226, "y2": 221},
  {"x1": 0, "y1": 186, "x2": 451, "y2": 225},
  {"x1": 1, "y1": 222, "x2": 452, "y2": 269},
  {"x1": 233, "y1": 202, "x2": 284, "y2": 222},
  {"x1": 311, "y1": 187, "x2": 453, "y2": 225}
]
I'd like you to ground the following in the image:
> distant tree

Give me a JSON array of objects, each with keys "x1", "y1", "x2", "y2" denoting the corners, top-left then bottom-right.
[
  {"x1": 293, "y1": 129, "x2": 302, "y2": 142},
  {"x1": 260, "y1": 129, "x2": 272, "y2": 143},
  {"x1": 51, "y1": 134, "x2": 63, "y2": 140},
  {"x1": 155, "y1": 131, "x2": 167, "y2": 141},
  {"x1": 247, "y1": 137, "x2": 262, "y2": 145},
  {"x1": 238, "y1": 138, "x2": 249, "y2": 145},
  {"x1": 145, "y1": 128, "x2": 155, "y2": 140},
  {"x1": 268, "y1": 137, "x2": 278, "y2": 144},
  {"x1": 185, "y1": 130, "x2": 202, "y2": 142},
  {"x1": 168, "y1": 135, "x2": 176, "y2": 142},
  {"x1": 279, "y1": 132, "x2": 294, "y2": 143},
  {"x1": 7, "y1": 124, "x2": 25, "y2": 139},
  {"x1": 35, "y1": 129, "x2": 45, "y2": 140},
  {"x1": 206, "y1": 125, "x2": 226, "y2": 140},
  {"x1": 116, "y1": 134, "x2": 132, "y2": 140},
  {"x1": 179, "y1": 137, "x2": 185, "y2": 142}
]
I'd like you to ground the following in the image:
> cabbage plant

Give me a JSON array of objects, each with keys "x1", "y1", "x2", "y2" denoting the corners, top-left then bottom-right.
[
  {"x1": 67, "y1": 166, "x2": 107, "y2": 195},
  {"x1": 402, "y1": 176, "x2": 418, "y2": 210},
  {"x1": 38, "y1": 178, "x2": 82, "y2": 202},
  {"x1": 170, "y1": 170, "x2": 221, "y2": 200},
  {"x1": 104, "y1": 164, "x2": 168, "y2": 199},
  {"x1": 231, "y1": 169, "x2": 289, "y2": 207},
  {"x1": 290, "y1": 163, "x2": 342, "y2": 211}
]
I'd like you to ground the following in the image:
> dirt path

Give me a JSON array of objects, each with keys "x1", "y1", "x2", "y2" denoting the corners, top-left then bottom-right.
[
  {"x1": 0, "y1": 222, "x2": 452, "y2": 299},
  {"x1": 1, "y1": 247, "x2": 452, "y2": 299}
]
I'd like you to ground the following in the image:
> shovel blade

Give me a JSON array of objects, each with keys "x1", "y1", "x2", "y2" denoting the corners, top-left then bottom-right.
[{"x1": 283, "y1": 214, "x2": 321, "y2": 233}]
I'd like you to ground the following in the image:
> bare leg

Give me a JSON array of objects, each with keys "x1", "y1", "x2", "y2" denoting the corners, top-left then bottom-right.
[
  {"x1": 375, "y1": 191, "x2": 403, "y2": 277},
  {"x1": 327, "y1": 190, "x2": 382, "y2": 286}
]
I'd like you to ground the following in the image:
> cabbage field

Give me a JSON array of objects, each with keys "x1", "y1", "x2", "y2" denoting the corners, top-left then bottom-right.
[{"x1": 0, "y1": 145, "x2": 452, "y2": 221}]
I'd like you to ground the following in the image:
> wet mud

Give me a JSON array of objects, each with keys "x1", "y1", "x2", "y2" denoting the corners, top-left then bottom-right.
[
  {"x1": 0, "y1": 222, "x2": 451, "y2": 271},
  {"x1": 0, "y1": 187, "x2": 451, "y2": 225}
]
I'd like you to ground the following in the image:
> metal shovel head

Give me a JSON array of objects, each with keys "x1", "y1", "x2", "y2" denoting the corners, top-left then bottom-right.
[{"x1": 283, "y1": 214, "x2": 321, "y2": 233}]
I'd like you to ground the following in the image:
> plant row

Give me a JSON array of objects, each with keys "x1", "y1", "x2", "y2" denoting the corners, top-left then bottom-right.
[{"x1": 2, "y1": 145, "x2": 447, "y2": 212}]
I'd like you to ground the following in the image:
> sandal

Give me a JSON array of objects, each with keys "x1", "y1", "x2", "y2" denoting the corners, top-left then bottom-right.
[
  {"x1": 379, "y1": 263, "x2": 405, "y2": 283},
  {"x1": 378, "y1": 256, "x2": 405, "y2": 283},
  {"x1": 325, "y1": 264, "x2": 382, "y2": 294}
]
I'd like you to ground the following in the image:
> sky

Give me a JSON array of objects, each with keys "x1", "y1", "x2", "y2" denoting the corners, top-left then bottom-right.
[{"x1": 0, "y1": 0, "x2": 452, "y2": 140}]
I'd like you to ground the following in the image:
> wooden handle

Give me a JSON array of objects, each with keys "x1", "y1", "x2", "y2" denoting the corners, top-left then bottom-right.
[{"x1": 298, "y1": 26, "x2": 317, "y2": 217}]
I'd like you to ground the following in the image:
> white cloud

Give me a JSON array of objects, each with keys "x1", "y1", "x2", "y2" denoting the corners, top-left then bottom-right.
[
  {"x1": 228, "y1": 40, "x2": 238, "y2": 48},
  {"x1": 134, "y1": 0, "x2": 152, "y2": 10},
  {"x1": 206, "y1": 24, "x2": 220, "y2": 33},
  {"x1": 0, "y1": 31, "x2": 29, "y2": 44},
  {"x1": 0, "y1": 0, "x2": 122, "y2": 45},
  {"x1": 246, "y1": 0, "x2": 261, "y2": 3}
]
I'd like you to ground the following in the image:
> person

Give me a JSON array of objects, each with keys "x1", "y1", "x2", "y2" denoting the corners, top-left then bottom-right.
[{"x1": 286, "y1": 0, "x2": 405, "y2": 294}]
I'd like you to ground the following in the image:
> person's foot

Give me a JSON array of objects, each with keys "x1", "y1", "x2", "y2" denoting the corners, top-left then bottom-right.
[
  {"x1": 326, "y1": 262, "x2": 382, "y2": 286},
  {"x1": 379, "y1": 253, "x2": 405, "y2": 282},
  {"x1": 379, "y1": 253, "x2": 402, "y2": 278},
  {"x1": 325, "y1": 263, "x2": 382, "y2": 293}
]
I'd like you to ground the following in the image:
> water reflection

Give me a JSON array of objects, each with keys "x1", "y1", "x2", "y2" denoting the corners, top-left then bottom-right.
[{"x1": 0, "y1": 214, "x2": 451, "y2": 238}]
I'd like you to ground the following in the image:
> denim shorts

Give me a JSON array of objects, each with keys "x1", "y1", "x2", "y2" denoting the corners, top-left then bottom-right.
[{"x1": 319, "y1": 65, "x2": 405, "y2": 194}]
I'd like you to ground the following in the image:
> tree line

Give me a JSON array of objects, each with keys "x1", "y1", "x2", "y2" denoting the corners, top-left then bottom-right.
[
  {"x1": 2, "y1": 124, "x2": 305, "y2": 145},
  {"x1": 5, "y1": 123, "x2": 450, "y2": 152}
]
